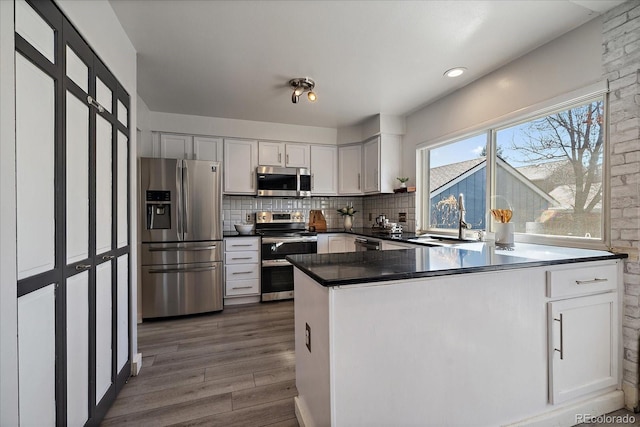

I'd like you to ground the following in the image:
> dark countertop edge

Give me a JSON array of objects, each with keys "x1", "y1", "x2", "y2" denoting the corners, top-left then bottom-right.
[
  {"x1": 317, "y1": 228, "x2": 421, "y2": 241},
  {"x1": 223, "y1": 232, "x2": 259, "y2": 238},
  {"x1": 288, "y1": 253, "x2": 626, "y2": 287}
]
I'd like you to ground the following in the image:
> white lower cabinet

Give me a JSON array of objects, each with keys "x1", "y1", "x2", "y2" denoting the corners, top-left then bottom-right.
[
  {"x1": 548, "y1": 292, "x2": 618, "y2": 404},
  {"x1": 317, "y1": 234, "x2": 356, "y2": 254},
  {"x1": 224, "y1": 237, "x2": 261, "y2": 301}
]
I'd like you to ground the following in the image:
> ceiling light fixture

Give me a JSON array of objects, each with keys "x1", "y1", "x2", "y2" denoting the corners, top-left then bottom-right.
[
  {"x1": 444, "y1": 67, "x2": 467, "y2": 78},
  {"x1": 289, "y1": 77, "x2": 316, "y2": 104}
]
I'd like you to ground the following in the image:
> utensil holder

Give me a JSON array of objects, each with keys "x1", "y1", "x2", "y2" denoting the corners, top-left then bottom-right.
[{"x1": 495, "y1": 223, "x2": 514, "y2": 248}]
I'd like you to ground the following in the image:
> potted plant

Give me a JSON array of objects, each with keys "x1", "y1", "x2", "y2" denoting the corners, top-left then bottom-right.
[
  {"x1": 397, "y1": 177, "x2": 409, "y2": 188},
  {"x1": 337, "y1": 203, "x2": 357, "y2": 231}
]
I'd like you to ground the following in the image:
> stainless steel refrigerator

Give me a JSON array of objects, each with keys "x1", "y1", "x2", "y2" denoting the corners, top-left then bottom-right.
[{"x1": 140, "y1": 158, "x2": 223, "y2": 318}]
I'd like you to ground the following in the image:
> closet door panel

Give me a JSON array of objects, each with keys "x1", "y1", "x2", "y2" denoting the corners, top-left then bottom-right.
[
  {"x1": 117, "y1": 254, "x2": 129, "y2": 371},
  {"x1": 66, "y1": 91, "x2": 89, "y2": 264},
  {"x1": 66, "y1": 45, "x2": 88, "y2": 92},
  {"x1": 18, "y1": 284, "x2": 56, "y2": 427},
  {"x1": 95, "y1": 116, "x2": 112, "y2": 255},
  {"x1": 117, "y1": 131, "x2": 128, "y2": 249},
  {"x1": 15, "y1": 53, "x2": 56, "y2": 280},
  {"x1": 66, "y1": 272, "x2": 89, "y2": 427},
  {"x1": 15, "y1": 0, "x2": 55, "y2": 63},
  {"x1": 95, "y1": 261, "x2": 112, "y2": 402},
  {"x1": 95, "y1": 77, "x2": 112, "y2": 113}
]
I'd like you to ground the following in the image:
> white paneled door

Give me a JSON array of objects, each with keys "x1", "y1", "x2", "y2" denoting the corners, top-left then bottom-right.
[{"x1": 14, "y1": 1, "x2": 131, "y2": 425}]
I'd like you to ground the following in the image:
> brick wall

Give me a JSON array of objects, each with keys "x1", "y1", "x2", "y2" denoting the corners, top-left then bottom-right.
[{"x1": 603, "y1": 0, "x2": 640, "y2": 410}]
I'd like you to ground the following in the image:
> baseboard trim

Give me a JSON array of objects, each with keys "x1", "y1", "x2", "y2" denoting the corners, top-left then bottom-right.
[
  {"x1": 504, "y1": 390, "x2": 624, "y2": 427},
  {"x1": 294, "y1": 396, "x2": 309, "y2": 427},
  {"x1": 131, "y1": 352, "x2": 143, "y2": 376}
]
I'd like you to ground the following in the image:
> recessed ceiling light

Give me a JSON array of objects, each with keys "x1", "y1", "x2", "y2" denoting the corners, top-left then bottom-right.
[{"x1": 444, "y1": 67, "x2": 467, "y2": 78}]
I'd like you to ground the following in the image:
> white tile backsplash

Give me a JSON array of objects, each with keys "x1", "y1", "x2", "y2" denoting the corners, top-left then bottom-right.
[{"x1": 223, "y1": 193, "x2": 415, "y2": 232}]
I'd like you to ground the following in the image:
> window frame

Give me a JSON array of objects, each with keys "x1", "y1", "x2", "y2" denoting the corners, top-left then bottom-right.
[{"x1": 417, "y1": 84, "x2": 609, "y2": 250}]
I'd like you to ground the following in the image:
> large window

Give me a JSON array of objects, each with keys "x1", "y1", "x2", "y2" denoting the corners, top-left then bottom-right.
[{"x1": 420, "y1": 96, "x2": 606, "y2": 244}]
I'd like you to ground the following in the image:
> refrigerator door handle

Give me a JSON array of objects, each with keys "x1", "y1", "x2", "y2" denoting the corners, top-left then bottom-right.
[
  {"x1": 148, "y1": 245, "x2": 218, "y2": 252},
  {"x1": 148, "y1": 266, "x2": 217, "y2": 274},
  {"x1": 176, "y1": 161, "x2": 183, "y2": 238},
  {"x1": 183, "y1": 161, "x2": 189, "y2": 235}
]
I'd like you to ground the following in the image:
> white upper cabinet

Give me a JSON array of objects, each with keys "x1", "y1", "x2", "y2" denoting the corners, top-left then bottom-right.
[
  {"x1": 258, "y1": 141, "x2": 310, "y2": 168},
  {"x1": 193, "y1": 136, "x2": 223, "y2": 162},
  {"x1": 258, "y1": 141, "x2": 282, "y2": 166},
  {"x1": 310, "y1": 145, "x2": 338, "y2": 195},
  {"x1": 224, "y1": 139, "x2": 258, "y2": 194},
  {"x1": 285, "y1": 143, "x2": 310, "y2": 168},
  {"x1": 147, "y1": 132, "x2": 223, "y2": 161},
  {"x1": 362, "y1": 135, "x2": 402, "y2": 194},
  {"x1": 338, "y1": 144, "x2": 363, "y2": 195}
]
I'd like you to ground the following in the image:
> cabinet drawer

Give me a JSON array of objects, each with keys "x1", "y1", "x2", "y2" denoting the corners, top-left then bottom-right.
[
  {"x1": 225, "y1": 251, "x2": 259, "y2": 264},
  {"x1": 225, "y1": 237, "x2": 260, "y2": 252},
  {"x1": 225, "y1": 278, "x2": 260, "y2": 297},
  {"x1": 225, "y1": 263, "x2": 260, "y2": 280},
  {"x1": 547, "y1": 263, "x2": 618, "y2": 298}
]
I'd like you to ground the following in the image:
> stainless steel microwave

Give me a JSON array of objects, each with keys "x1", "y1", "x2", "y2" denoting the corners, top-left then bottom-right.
[{"x1": 256, "y1": 166, "x2": 311, "y2": 197}]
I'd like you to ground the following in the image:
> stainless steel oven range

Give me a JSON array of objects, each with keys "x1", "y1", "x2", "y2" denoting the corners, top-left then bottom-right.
[{"x1": 255, "y1": 211, "x2": 317, "y2": 301}]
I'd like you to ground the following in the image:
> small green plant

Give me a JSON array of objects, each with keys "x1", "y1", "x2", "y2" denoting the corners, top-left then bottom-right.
[{"x1": 397, "y1": 177, "x2": 409, "y2": 184}]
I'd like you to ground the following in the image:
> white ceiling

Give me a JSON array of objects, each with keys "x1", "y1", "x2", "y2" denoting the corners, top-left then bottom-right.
[{"x1": 109, "y1": 0, "x2": 623, "y2": 129}]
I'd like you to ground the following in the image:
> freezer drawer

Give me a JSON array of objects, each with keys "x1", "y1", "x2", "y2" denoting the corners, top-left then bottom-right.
[
  {"x1": 142, "y1": 261, "x2": 223, "y2": 318},
  {"x1": 141, "y1": 241, "x2": 223, "y2": 266}
]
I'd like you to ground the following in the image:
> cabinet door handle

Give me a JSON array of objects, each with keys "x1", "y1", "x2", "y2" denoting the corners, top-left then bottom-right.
[
  {"x1": 575, "y1": 278, "x2": 608, "y2": 285},
  {"x1": 232, "y1": 271, "x2": 253, "y2": 275},
  {"x1": 231, "y1": 257, "x2": 252, "y2": 260},
  {"x1": 554, "y1": 313, "x2": 564, "y2": 360},
  {"x1": 102, "y1": 255, "x2": 115, "y2": 260},
  {"x1": 358, "y1": 173, "x2": 361, "y2": 190},
  {"x1": 75, "y1": 264, "x2": 92, "y2": 271},
  {"x1": 232, "y1": 286, "x2": 253, "y2": 290},
  {"x1": 311, "y1": 173, "x2": 314, "y2": 190},
  {"x1": 231, "y1": 244, "x2": 253, "y2": 247},
  {"x1": 286, "y1": 154, "x2": 289, "y2": 164},
  {"x1": 278, "y1": 152, "x2": 282, "y2": 163}
]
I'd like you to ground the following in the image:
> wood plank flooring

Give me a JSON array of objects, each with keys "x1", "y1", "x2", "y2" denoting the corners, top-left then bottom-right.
[{"x1": 102, "y1": 301, "x2": 298, "y2": 427}]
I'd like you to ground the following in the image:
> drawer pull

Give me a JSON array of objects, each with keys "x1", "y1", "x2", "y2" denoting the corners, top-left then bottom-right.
[
  {"x1": 102, "y1": 255, "x2": 115, "y2": 260},
  {"x1": 75, "y1": 264, "x2": 92, "y2": 271},
  {"x1": 575, "y1": 278, "x2": 608, "y2": 285},
  {"x1": 231, "y1": 257, "x2": 252, "y2": 260},
  {"x1": 232, "y1": 271, "x2": 253, "y2": 275},
  {"x1": 232, "y1": 286, "x2": 253, "y2": 290},
  {"x1": 554, "y1": 313, "x2": 564, "y2": 360},
  {"x1": 231, "y1": 244, "x2": 253, "y2": 247}
]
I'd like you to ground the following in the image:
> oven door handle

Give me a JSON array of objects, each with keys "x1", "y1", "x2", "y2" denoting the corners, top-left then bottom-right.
[
  {"x1": 262, "y1": 259, "x2": 292, "y2": 267},
  {"x1": 261, "y1": 237, "x2": 318, "y2": 244}
]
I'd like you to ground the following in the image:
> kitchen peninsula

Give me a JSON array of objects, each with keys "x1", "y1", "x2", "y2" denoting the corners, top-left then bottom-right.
[{"x1": 287, "y1": 244, "x2": 627, "y2": 427}]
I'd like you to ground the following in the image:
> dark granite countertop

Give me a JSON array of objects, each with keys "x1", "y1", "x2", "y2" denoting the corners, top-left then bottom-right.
[
  {"x1": 223, "y1": 231, "x2": 260, "y2": 238},
  {"x1": 287, "y1": 243, "x2": 626, "y2": 286}
]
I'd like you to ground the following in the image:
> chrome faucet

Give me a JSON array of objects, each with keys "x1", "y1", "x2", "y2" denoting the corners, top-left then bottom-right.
[{"x1": 458, "y1": 193, "x2": 471, "y2": 239}]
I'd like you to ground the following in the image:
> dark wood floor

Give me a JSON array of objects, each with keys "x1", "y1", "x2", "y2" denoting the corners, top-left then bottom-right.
[{"x1": 102, "y1": 301, "x2": 299, "y2": 427}]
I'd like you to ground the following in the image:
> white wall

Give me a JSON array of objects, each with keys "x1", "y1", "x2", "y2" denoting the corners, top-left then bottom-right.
[
  {"x1": 403, "y1": 16, "x2": 604, "y2": 181},
  {"x1": 137, "y1": 94, "x2": 152, "y2": 155},
  {"x1": 56, "y1": 0, "x2": 140, "y2": 359},
  {"x1": 149, "y1": 111, "x2": 338, "y2": 145},
  {"x1": 0, "y1": 0, "x2": 19, "y2": 424}
]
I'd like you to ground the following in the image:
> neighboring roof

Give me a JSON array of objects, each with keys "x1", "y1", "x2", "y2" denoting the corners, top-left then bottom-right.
[
  {"x1": 548, "y1": 184, "x2": 602, "y2": 211},
  {"x1": 516, "y1": 159, "x2": 574, "y2": 182},
  {"x1": 430, "y1": 158, "x2": 485, "y2": 192}
]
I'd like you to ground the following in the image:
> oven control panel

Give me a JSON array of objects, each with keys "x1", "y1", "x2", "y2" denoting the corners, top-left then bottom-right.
[{"x1": 256, "y1": 211, "x2": 305, "y2": 223}]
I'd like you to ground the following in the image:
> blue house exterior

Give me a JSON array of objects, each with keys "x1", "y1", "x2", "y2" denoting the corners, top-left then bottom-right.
[{"x1": 430, "y1": 158, "x2": 557, "y2": 232}]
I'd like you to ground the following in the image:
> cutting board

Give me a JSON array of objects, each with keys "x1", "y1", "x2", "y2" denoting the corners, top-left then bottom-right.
[{"x1": 309, "y1": 210, "x2": 327, "y2": 231}]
